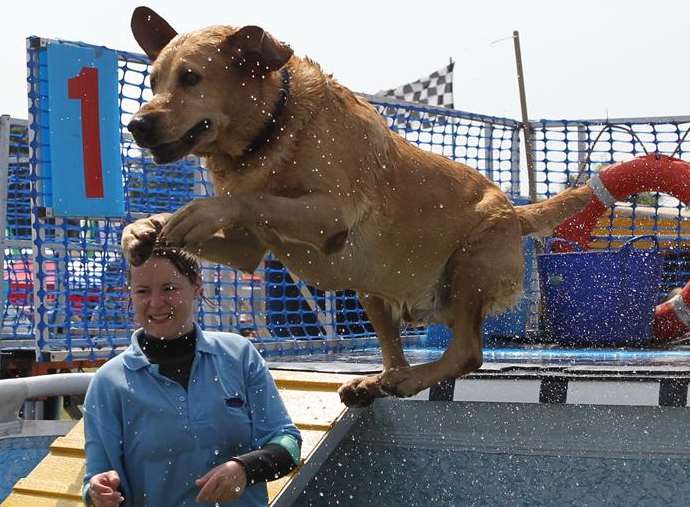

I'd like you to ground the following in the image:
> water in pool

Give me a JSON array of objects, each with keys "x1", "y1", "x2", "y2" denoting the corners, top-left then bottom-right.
[{"x1": 266, "y1": 344, "x2": 690, "y2": 372}]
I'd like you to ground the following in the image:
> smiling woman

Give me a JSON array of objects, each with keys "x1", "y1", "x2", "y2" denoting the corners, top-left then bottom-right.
[{"x1": 82, "y1": 246, "x2": 301, "y2": 506}]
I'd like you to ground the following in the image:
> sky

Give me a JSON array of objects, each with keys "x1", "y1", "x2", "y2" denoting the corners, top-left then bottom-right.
[{"x1": 0, "y1": 0, "x2": 688, "y2": 122}]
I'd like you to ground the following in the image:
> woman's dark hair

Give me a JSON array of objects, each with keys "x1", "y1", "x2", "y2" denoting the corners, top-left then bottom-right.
[{"x1": 127, "y1": 246, "x2": 202, "y2": 286}]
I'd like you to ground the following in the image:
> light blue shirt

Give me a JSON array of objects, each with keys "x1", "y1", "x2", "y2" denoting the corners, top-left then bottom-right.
[{"x1": 83, "y1": 324, "x2": 301, "y2": 506}]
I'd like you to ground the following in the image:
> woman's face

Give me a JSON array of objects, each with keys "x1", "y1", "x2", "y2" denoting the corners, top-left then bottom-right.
[{"x1": 129, "y1": 256, "x2": 201, "y2": 339}]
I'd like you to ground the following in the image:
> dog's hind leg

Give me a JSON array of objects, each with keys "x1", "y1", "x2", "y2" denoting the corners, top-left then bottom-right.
[
  {"x1": 376, "y1": 232, "x2": 522, "y2": 398},
  {"x1": 378, "y1": 292, "x2": 485, "y2": 398},
  {"x1": 337, "y1": 294, "x2": 407, "y2": 407}
]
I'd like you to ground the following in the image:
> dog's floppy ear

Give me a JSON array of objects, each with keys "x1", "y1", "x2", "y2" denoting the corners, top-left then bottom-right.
[
  {"x1": 131, "y1": 6, "x2": 177, "y2": 61},
  {"x1": 226, "y1": 26, "x2": 293, "y2": 71}
]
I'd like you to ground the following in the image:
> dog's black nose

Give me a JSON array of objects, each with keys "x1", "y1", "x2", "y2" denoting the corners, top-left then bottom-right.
[{"x1": 127, "y1": 115, "x2": 158, "y2": 146}]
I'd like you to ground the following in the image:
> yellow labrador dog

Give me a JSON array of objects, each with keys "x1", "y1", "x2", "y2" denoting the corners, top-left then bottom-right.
[{"x1": 123, "y1": 6, "x2": 592, "y2": 406}]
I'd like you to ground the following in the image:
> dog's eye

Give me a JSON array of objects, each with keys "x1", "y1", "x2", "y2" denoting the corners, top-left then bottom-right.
[{"x1": 180, "y1": 70, "x2": 201, "y2": 87}]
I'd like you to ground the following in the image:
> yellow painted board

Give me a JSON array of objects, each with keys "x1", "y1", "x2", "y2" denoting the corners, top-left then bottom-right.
[
  {"x1": 266, "y1": 429, "x2": 330, "y2": 503},
  {"x1": 271, "y1": 370, "x2": 358, "y2": 390},
  {"x1": 280, "y1": 389, "x2": 345, "y2": 429},
  {"x1": 50, "y1": 438, "x2": 85, "y2": 458},
  {"x1": 11, "y1": 478, "x2": 81, "y2": 500},
  {"x1": 11, "y1": 455, "x2": 84, "y2": 495},
  {"x1": 1, "y1": 492, "x2": 81, "y2": 507}
]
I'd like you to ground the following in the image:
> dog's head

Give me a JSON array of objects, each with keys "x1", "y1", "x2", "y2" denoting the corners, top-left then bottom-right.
[{"x1": 128, "y1": 7, "x2": 293, "y2": 164}]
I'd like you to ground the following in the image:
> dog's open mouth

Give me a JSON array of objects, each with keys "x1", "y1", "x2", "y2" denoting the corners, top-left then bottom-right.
[{"x1": 149, "y1": 119, "x2": 212, "y2": 164}]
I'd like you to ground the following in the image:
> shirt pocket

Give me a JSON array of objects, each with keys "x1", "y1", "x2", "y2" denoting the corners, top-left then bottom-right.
[
  {"x1": 195, "y1": 379, "x2": 254, "y2": 459},
  {"x1": 210, "y1": 370, "x2": 252, "y2": 423}
]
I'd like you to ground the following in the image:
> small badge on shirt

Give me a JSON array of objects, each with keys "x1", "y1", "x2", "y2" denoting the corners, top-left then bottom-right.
[{"x1": 225, "y1": 396, "x2": 245, "y2": 408}]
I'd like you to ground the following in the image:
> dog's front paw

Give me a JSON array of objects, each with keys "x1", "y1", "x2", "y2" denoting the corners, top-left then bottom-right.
[
  {"x1": 337, "y1": 375, "x2": 388, "y2": 407},
  {"x1": 161, "y1": 197, "x2": 235, "y2": 247},
  {"x1": 122, "y1": 213, "x2": 171, "y2": 266}
]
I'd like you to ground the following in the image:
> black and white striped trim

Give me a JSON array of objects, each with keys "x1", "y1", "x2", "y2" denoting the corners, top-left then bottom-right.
[
  {"x1": 671, "y1": 294, "x2": 690, "y2": 327},
  {"x1": 406, "y1": 376, "x2": 690, "y2": 407}
]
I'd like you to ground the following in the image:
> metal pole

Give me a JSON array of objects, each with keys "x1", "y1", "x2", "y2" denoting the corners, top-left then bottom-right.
[
  {"x1": 27, "y1": 40, "x2": 48, "y2": 361},
  {"x1": 483, "y1": 122, "x2": 495, "y2": 184},
  {"x1": 513, "y1": 31, "x2": 537, "y2": 203},
  {"x1": 0, "y1": 115, "x2": 10, "y2": 320},
  {"x1": 0, "y1": 372, "x2": 93, "y2": 423}
]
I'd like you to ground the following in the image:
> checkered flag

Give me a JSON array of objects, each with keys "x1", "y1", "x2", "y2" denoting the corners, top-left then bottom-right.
[
  {"x1": 378, "y1": 61, "x2": 454, "y2": 108},
  {"x1": 375, "y1": 61, "x2": 454, "y2": 129}
]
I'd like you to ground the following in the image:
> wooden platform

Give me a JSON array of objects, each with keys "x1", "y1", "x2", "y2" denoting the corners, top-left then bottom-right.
[{"x1": 1, "y1": 370, "x2": 356, "y2": 506}]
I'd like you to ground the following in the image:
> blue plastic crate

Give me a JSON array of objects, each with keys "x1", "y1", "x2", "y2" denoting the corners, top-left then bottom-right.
[{"x1": 537, "y1": 235, "x2": 663, "y2": 345}]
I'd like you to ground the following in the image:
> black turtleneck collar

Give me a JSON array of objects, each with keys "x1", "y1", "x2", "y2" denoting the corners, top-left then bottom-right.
[
  {"x1": 138, "y1": 328, "x2": 197, "y2": 389},
  {"x1": 139, "y1": 328, "x2": 196, "y2": 360}
]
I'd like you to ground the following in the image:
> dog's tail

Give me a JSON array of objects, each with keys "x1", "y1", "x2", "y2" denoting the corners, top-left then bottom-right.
[{"x1": 515, "y1": 185, "x2": 593, "y2": 236}]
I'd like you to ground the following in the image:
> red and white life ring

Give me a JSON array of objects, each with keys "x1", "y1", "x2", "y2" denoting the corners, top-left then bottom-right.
[
  {"x1": 653, "y1": 282, "x2": 690, "y2": 341},
  {"x1": 552, "y1": 153, "x2": 690, "y2": 341}
]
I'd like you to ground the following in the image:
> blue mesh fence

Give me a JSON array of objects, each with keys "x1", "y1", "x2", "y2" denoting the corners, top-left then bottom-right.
[
  {"x1": 7, "y1": 37, "x2": 690, "y2": 360},
  {"x1": 531, "y1": 118, "x2": 690, "y2": 300},
  {"x1": 368, "y1": 96, "x2": 521, "y2": 197},
  {"x1": 1, "y1": 117, "x2": 34, "y2": 343},
  {"x1": 6, "y1": 120, "x2": 31, "y2": 242}
]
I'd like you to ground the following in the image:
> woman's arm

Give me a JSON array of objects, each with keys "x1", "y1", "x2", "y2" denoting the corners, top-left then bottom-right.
[
  {"x1": 196, "y1": 340, "x2": 301, "y2": 503},
  {"x1": 230, "y1": 438, "x2": 300, "y2": 485},
  {"x1": 202, "y1": 340, "x2": 302, "y2": 489},
  {"x1": 242, "y1": 344, "x2": 302, "y2": 482},
  {"x1": 195, "y1": 438, "x2": 300, "y2": 504}
]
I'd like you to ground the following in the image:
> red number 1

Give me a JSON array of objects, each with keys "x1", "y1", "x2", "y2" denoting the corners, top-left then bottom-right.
[{"x1": 68, "y1": 67, "x2": 105, "y2": 198}]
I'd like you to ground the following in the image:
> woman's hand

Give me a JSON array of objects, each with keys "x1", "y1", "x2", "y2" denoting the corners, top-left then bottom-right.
[
  {"x1": 195, "y1": 460, "x2": 247, "y2": 504},
  {"x1": 88, "y1": 470, "x2": 124, "y2": 506}
]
